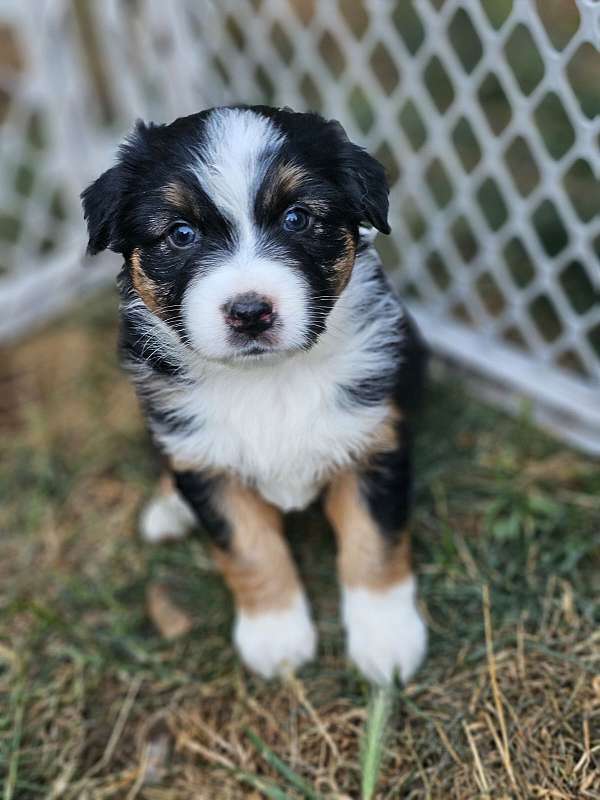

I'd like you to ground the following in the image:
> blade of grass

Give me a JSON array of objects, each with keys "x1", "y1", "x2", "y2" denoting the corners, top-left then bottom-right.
[
  {"x1": 244, "y1": 728, "x2": 325, "y2": 800},
  {"x1": 482, "y1": 585, "x2": 517, "y2": 791},
  {"x1": 360, "y1": 685, "x2": 394, "y2": 800},
  {"x1": 3, "y1": 679, "x2": 25, "y2": 800},
  {"x1": 231, "y1": 768, "x2": 296, "y2": 800}
]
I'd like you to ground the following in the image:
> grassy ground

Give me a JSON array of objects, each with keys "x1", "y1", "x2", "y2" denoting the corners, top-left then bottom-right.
[{"x1": 0, "y1": 291, "x2": 599, "y2": 799}]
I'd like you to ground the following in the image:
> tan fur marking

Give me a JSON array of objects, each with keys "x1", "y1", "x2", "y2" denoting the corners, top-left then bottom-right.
[
  {"x1": 130, "y1": 247, "x2": 161, "y2": 313},
  {"x1": 276, "y1": 163, "x2": 309, "y2": 197},
  {"x1": 212, "y1": 479, "x2": 302, "y2": 615},
  {"x1": 325, "y1": 471, "x2": 411, "y2": 591},
  {"x1": 167, "y1": 456, "x2": 205, "y2": 473},
  {"x1": 163, "y1": 181, "x2": 202, "y2": 215},
  {"x1": 262, "y1": 162, "x2": 310, "y2": 210},
  {"x1": 331, "y1": 230, "x2": 357, "y2": 294},
  {"x1": 360, "y1": 404, "x2": 403, "y2": 466},
  {"x1": 158, "y1": 471, "x2": 175, "y2": 495}
]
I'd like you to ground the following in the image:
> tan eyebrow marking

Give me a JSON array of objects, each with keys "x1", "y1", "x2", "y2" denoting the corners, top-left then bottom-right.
[
  {"x1": 162, "y1": 181, "x2": 201, "y2": 218},
  {"x1": 275, "y1": 162, "x2": 311, "y2": 195},
  {"x1": 262, "y1": 162, "x2": 312, "y2": 209}
]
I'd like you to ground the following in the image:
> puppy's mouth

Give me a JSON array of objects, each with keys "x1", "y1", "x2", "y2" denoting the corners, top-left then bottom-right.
[
  {"x1": 226, "y1": 326, "x2": 296, "y2": 362},
  {"x1": 227, "y1": 317, "x2": 278, "y2": 347}
]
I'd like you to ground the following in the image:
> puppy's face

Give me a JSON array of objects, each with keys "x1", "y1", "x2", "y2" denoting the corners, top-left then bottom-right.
[{"x1": 82, "y1": 106, "x2": 389, "y2": 362}]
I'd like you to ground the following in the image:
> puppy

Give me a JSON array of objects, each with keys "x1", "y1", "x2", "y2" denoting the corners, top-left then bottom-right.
[{"x1": 82, "y1": 105, "x2": 427, "y2": 685}]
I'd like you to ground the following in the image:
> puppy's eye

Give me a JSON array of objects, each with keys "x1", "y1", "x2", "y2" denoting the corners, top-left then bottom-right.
[
  {"x1": 282, "y1": 207, "x2": 312, "y2": 233},
  {"x1": 167, "y1": 222, "x2": 198, "y2": 249}
]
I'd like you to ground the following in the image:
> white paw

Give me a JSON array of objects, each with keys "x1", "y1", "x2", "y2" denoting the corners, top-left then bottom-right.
[
  {"x1": 139, "y1": 491, "x2": 197, "y2": 543},
  {"x1": 342, "y1": 577, "x2": 427, "y2": 685},
  {"x1": 234, "y1": 593, "x2": 317, "y2": 679}
]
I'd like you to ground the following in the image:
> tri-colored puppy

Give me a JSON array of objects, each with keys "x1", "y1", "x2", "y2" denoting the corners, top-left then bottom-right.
[{"x1": 82, "y1": 105, "x2": 427, "y2": 685}]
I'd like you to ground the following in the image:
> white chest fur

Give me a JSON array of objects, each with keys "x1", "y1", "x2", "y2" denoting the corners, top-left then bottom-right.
[{"x1": 153, "y1": 332, "x2": 390, "y2": 511}]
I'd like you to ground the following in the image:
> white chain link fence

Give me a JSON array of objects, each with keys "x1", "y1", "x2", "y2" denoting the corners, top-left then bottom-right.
[{"x1": 1, "y1": 0, "x2": 599, "y2": 452}]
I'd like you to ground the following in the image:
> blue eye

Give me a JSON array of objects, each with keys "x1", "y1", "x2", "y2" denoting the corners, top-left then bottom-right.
[
  {"x1": 282, "y1": 207, "x2": 311, "y2": 233},
  {"x1": 168, "y1": 222, "x2": 198, "y2": 249}
]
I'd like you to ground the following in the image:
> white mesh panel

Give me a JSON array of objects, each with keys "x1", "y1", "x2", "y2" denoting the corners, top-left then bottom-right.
[{"x1": 0, "y1": 0, "x2": 598, "y2": 452}]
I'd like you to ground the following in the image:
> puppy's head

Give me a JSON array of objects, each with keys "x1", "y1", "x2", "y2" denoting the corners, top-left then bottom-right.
[{"x1": 82, "y1": 105, "x2": 389, "y2": 362}]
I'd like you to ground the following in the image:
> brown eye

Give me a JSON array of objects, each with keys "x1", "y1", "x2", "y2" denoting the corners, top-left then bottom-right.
[
  {"x1": 167, "y1": 222, "x2": 198, "y2": 249},
  {"x1": 282, "y1": 206, "x2": 312, "y2": 233}
]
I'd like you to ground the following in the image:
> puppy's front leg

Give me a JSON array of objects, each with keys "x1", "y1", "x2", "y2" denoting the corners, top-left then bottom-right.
[
  {"x1": 139, "y1": 473, "x2": 197, "y2": 542},
  {"x1": 325, "y1": 426, "x2": 427, "y2": 684},
  {"x1": 174, "y1": 471, "x2": 317, "y2": 678}
]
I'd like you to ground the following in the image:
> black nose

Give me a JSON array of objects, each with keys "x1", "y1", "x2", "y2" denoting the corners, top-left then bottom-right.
[{"x1": 224, "y1": 293, "x2": 274, "y2": 334}]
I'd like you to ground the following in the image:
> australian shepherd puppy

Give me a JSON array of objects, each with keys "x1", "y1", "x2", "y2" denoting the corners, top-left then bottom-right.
[{"x1": 82, "y1": 105, "x2": 427, "y2": 685}]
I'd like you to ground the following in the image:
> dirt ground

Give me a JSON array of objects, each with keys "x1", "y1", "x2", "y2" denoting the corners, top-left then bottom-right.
[{"x1": 1, "y1": 291, "x2": 599, "y2": 799}]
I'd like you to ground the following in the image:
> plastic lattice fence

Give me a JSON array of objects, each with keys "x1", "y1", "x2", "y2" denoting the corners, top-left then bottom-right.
[{"x1": 1, "y1": 0, "x2": 599, "y2": 452}]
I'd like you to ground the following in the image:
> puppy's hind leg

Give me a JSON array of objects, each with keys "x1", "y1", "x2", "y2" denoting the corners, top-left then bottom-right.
[{"x1": 139, "y1": 473, "x2": 197, "y2": 543}]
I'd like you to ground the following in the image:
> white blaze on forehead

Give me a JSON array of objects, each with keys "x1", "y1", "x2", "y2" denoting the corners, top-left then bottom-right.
[
  {"x1": 182, "y1": 108, "x2": 310, "y2": 361},
  {"x1": 192, "y1": 108, "x2": 284, "y2": 234}
]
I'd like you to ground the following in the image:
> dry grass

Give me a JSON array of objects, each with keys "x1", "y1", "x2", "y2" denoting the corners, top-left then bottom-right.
[{"x1": 1, "y1": 290, "x2": 599, "y2": 799}]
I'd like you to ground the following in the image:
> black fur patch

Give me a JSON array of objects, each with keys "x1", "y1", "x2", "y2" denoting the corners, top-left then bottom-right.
[
  {"x1": 173, "y1": 470, "x2": 231, "y2": 549},
  {"x1": 119, "y1": 302, "x2": 181, "y2": 377},
  {"x1": 360, "y1": 419, "x2": 413, "y2": 541}
]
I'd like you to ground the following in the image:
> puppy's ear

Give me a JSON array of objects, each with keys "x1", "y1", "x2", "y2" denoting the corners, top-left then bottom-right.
[
  {"x1": 330, "y1": 120, "x2": 391, "y2": 235},
  {"x1": 344, "y1": 144, "x2": 390, "y2": 234},
  {"x1": 81, "y1": 165, "x2": 123, "y2": 255},
  {"x1": 81, "y1": 120, "x2": 150, "y2": 255}
]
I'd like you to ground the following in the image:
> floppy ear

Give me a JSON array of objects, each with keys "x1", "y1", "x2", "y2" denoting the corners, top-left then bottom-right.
[
  {"x1": 80, "y1": 165, "x2": 123, "y2": 255},
  {"x1": 344, "y1": 143, "x2": 391, "y2": 234},
  {"x1": 328, "y1": 119, "x2": 390, "y2": 234}
]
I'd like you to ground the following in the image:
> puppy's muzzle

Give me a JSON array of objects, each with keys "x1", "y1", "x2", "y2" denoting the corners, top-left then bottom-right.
[{"x1": 224, "y1": 292, "x2": 275, "y2": 336}]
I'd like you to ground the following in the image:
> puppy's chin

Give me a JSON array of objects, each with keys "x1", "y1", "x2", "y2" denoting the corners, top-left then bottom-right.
[
  {"x1": 231, "y1": 349, "x2": 290, "y2": 366},
  {"x1": 217, "y1": 344, "x2": 308, "y2": 367},
  {"x1": 188, "y1": 338, "x2": 304, "y2": 367}
]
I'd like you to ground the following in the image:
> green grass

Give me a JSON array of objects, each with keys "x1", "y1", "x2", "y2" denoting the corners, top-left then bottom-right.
[
  {"x1": 1, "y1": 293, "x2": 599, "y2": 797},
  {"x1": 360, "y1": 687, "x2": 394, "y2": 800}
]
